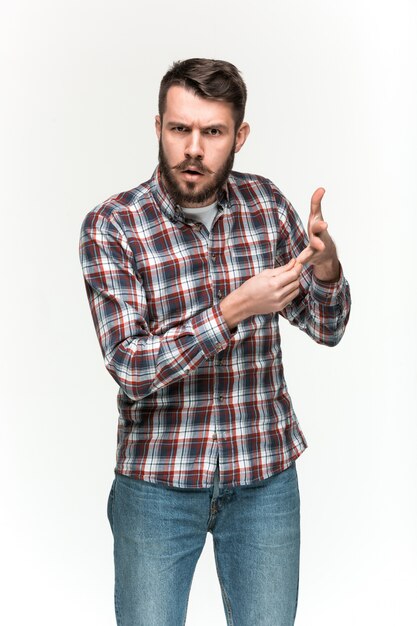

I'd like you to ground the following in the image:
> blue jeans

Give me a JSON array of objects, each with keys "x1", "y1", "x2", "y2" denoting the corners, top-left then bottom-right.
[{"x1": 107, "y1": 460, "x2": 300, "y2": 626}]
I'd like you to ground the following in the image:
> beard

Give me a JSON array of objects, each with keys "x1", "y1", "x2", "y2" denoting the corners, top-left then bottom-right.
[{"x1": 158, "y1": 138, "x2": 235, "y2": 207}]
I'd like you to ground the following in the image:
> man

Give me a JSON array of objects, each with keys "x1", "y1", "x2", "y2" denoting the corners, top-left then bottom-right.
[{"x1": 80, "y1": 58, "x2": 351, "y2": 626}]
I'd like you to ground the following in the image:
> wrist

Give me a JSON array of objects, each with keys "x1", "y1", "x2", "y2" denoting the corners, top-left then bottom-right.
[
  {"x1": 313, "y1": 258, "x2": 340, "y2": 282},
  {"x1": 220, "y1": 288, "x2": 249, "y2": 329}
]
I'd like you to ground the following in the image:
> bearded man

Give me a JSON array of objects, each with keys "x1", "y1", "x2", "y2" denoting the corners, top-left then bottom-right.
[{"x1": 80, "y1": 58, "x2": 351, "y2": 626}]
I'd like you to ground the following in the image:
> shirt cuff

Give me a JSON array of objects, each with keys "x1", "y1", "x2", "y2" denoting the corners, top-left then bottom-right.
[
  {"x1": 311, "y1": 263, "x2": 347, "y2": 305},
  {"x1": 191, "y1": 303, "x2": 234, "y2": 359}
]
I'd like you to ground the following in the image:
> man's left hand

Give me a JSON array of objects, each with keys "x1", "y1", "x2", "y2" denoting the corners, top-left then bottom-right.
[{"x1": 296, "y1": 188, "x2": 340, "y2": 282}]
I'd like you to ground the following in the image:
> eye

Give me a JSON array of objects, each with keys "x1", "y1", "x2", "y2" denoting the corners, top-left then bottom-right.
[
  {"x1": 172, "y1": 126, "x2": 188, "y2": 133},
  {"x1": 206, "y1": 128, "x2": 221, "y2": 136}
]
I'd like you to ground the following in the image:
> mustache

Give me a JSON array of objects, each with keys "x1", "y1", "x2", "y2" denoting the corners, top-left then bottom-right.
[{"x1": 173, "y1": 159, "x2": 213, "y2": 175}]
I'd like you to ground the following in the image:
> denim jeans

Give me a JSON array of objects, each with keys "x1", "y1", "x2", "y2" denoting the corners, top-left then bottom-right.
[{"x1": 107, "y1": 460, "x2": 300, "y2": 626}]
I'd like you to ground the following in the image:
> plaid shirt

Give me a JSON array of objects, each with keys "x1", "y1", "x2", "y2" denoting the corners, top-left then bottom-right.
[{"x1": 79, "y1": 166, "x2": 351, "y2": 489}]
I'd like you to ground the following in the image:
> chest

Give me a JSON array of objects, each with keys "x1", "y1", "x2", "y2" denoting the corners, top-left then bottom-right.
[{"x1": 129, "y1": 207, "x2": 281, "y2": 329}]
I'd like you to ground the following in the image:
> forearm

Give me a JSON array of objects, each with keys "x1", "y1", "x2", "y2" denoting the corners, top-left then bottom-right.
[
  {"x1": 101, "y1": 303, "x2": 233, "y2": 401},
  {"x1": 80, "y1": 217, "x2": 234, "y2": 402},
  {"x1": 283, "y1": 264, "x2": 351, "y2": 346}
]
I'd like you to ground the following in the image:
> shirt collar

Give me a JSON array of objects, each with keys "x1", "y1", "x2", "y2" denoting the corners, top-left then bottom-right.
[{"x1": 149, "y1": 165, "x2": 230, "y2": 223}]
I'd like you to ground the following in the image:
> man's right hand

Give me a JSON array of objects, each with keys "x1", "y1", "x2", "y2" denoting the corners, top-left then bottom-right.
[{"x1": 220, "y1": 259, "x2": 302, "y2": 330}]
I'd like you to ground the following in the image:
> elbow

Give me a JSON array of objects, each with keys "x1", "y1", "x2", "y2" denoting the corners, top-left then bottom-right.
[
  {"x1": 314, "y1": 328, "x2": 347, "y2": 348},
  {"x1": 107, "y1": 367, "x2": 153, "y2": 401},
  {"x1": 105, "y1": 354, "x2": 154, "y2": 402},
  {"x1": 319, "y1": 337, "x2": 342, "y2": 348}
]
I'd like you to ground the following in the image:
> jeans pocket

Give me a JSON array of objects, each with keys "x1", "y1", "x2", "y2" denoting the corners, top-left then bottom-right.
[{"x1": 107, "y1": 478, "x2": 116, "y2": 533}]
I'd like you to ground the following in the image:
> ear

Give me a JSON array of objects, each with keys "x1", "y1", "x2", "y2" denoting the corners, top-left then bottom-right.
[
  {"x1": 155, "y1": 115, "x2": 161, "y2": 140},
  {"x1": 234, "y1": 122, "x2": 250, "y2": 153}
]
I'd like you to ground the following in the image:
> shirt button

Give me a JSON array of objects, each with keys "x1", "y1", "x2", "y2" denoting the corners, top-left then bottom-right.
[
  {"x1": 217, "y1": 289, "x2": 223, "y2": 299},
  {"x1": 212, "y1": 433, "x2": 218, "y2": 440},
  {"x1": 211, "y1": 253, "x2": 217, "y2": 261},
  {"x1": 218, "y1": 395, "x2": 224, "y2": 401}
]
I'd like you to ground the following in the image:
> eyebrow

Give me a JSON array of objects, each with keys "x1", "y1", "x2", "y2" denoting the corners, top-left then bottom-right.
[{"x1": 166, "y1": 121, "x2": 230, "y2": 131}]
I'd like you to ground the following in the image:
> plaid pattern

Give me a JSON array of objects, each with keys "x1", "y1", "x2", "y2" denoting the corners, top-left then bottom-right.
[{"x1": 79, "y1": 167, "x2": 351, "y2": 488}]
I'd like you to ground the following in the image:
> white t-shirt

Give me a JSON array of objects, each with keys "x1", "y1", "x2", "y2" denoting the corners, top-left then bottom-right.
[{"x1": 180, "y1": 201, "x2": 218, "y2": 231}]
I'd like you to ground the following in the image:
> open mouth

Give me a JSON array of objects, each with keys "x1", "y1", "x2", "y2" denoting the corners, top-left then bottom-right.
[
  {"x1": 181, "y1": 169, "x2": 204, "y2": 181},
  {"x1": 183, "y1": 169, "x2": 203, "y2": 176}
]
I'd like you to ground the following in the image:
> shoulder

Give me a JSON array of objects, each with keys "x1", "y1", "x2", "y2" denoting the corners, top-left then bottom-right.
[
  {"x1": 227, "y1": 170, "x2": 292, "y2": 215},
  {"x1": 80, "y1": 177, "x2": 154, "y2": 237}
]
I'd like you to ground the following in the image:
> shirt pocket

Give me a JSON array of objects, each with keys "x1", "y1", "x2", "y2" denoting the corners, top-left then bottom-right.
[{"x1": 231, "y1": 238, "x2": 275, "y2": 280}]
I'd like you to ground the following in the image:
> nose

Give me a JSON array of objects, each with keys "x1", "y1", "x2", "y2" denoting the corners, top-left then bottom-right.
[{"x1": 185, "y1": 130, "x2": 204, "y2": 160}]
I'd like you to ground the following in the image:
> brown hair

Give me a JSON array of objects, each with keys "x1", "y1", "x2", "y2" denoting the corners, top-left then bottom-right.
[{"x1": 158, "y1": 58, "x2": 247, "y2": 129}]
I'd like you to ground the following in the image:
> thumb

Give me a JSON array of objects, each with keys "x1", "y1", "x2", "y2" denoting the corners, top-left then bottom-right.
[{"x1": 310, "y1": 187, "x2": 325, "y2": 220}]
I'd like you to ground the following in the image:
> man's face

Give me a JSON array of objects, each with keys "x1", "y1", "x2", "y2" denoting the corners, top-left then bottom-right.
[{"x1": 155, "y1": 85, "x2": 249, "y2": 208}]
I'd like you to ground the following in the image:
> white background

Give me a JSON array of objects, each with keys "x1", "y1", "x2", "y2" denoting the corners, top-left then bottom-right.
[{"x1": 1, "y1": 0, "x2": 416, "y2": 624}]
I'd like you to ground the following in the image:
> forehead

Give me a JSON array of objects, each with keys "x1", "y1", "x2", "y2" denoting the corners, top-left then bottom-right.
[{"x1": 163, "y1": 85, "x2": 235, "y2": 127}]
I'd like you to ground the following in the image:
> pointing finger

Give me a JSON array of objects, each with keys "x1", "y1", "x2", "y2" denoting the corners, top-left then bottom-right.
[
  {"x1": 296, "y1": 246, "x2": 314, "y2": 266},
  {"x1": 275, "y1": 258, "x2": 296, "y2": 274}
]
